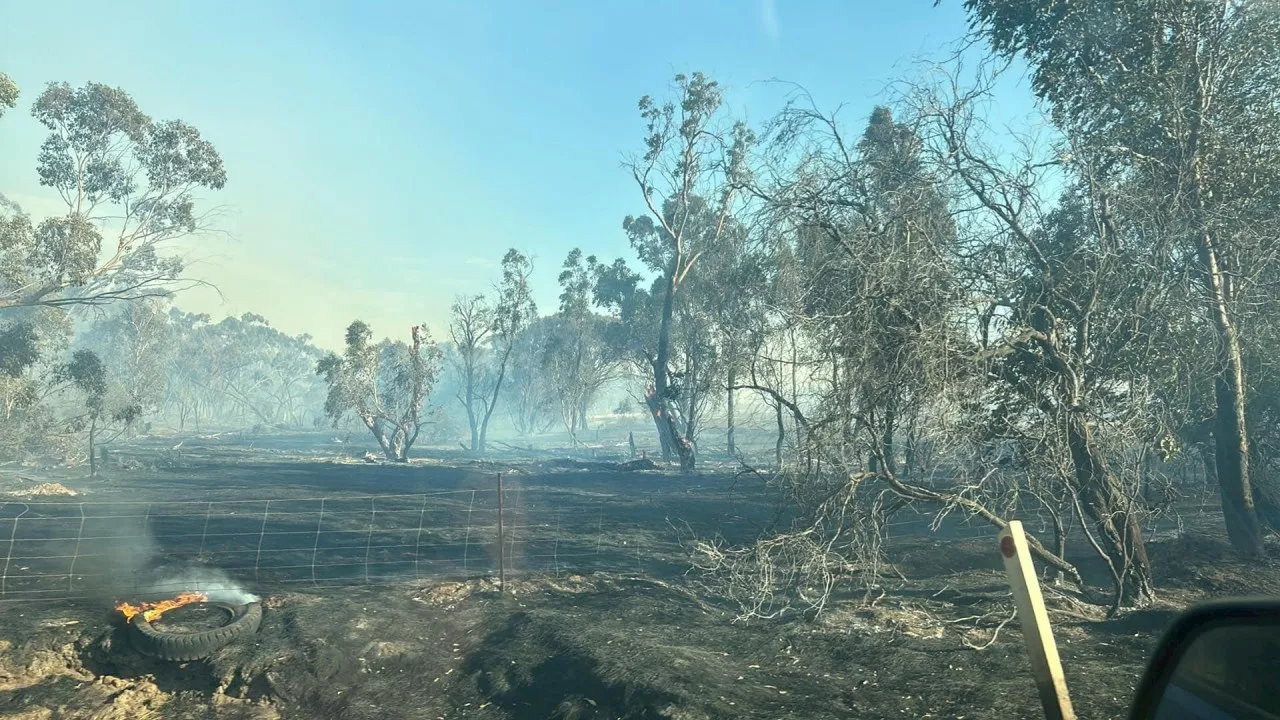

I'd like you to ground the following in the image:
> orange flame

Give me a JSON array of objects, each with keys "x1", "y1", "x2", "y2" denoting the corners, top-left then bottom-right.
[{"x1": 116, "y1": 592, "x2": 208, "y2": 623}]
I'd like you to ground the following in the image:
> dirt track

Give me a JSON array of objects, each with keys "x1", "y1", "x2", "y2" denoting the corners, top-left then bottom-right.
[{"x1": 2, "y1": 433, "x2": 1278, "y2": 719}]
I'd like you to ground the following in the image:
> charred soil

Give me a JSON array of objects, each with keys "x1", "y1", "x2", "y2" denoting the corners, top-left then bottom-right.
[{"x1": 2, "y1": 434, "x2": 1277, "y2": 719}]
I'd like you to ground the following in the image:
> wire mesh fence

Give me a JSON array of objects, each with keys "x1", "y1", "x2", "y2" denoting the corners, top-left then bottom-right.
[
  {"x1": 0, "y1": 480, "x2": 700, "y2": 602},
  {"x1": 0, "y1": 490, "x2": 487, "y2": 600},
  {"x1": 0, "y1": 473, "x2": 1226, "y2": 603}
]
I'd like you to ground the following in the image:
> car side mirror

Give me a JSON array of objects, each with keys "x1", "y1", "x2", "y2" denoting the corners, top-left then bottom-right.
[{"x1": 1130, "y1": 598, "x2": 1280, "y2": 720}]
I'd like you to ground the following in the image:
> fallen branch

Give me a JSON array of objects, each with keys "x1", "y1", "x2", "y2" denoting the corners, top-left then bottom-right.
[
  {"x1": 962, "y1": 606, "x2": 1018, "y2": 651},
  {"x1": 547, "y1": 457, "x2": 661, "y2": 472},
  {"x1": 872, "y1": 469, "x2": 1091, "y2": 595}
]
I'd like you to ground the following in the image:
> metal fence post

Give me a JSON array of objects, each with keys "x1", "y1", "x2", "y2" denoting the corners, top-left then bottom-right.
[{"x1": 497, "y1": 472, "x2": 505, "y2": 595}]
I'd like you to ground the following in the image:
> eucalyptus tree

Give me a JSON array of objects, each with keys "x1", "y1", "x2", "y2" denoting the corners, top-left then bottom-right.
[
  {"x1": 445, "y1": 249, "x2": 537, "y2": 453},
  {"x1": 758, "y1": 100, "x2": 961, "y2": 477},
  {"x1": 959, "y1": 0, "x2": 1280, "y2": 554},
  {"x1": 80, "y1": 299, "x2": 173, "y2": 418},
  {"x1": 543, "y1": 249, "x2": 618, "y2": 444},
  {"x1": 476, "y1": 250, "x2": 536, "y2": 452},
  {"x1": 620, "y1": 72, "x2": 753, "y2": 471},
  {"x1": 55, "y1": 350, "x2": 141, "y2": 476},
  {"x1": 157, "y1": 311, "x2": 326, "y2": 429},
  {"x1": 504, "y1": 315, "x2": 560, "y2": 436},
  {"x1": 0, "y1": 72, "x2": 16, "y2": 117},
  {"x1": 316, "y1": 321, "x2": 442, "y2": 462},
  {"x1": 0, "y1": 82, "x2": 226, "y2": 313}
]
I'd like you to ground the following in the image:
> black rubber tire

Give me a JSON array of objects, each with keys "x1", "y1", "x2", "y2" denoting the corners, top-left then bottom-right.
[{"x1": 128, "y1": 602, "x2": 262, "y2": 661}]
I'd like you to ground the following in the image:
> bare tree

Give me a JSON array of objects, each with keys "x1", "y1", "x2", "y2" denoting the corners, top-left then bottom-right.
[
  {"x1": 448, "y1": 294, "x2": 492, "y2": 453},
  {"x1": 443, "y1": 250, "x2": 537, "y2": 454},
  {"x1": 903, "y1": 62, "x2": 1189, "y2": 606},
  {"x1": 700, "y1": 87, "x2": 1143, "y2": 619},
  {"x1": 504, "y1": 316, "x2": 560, "y2": 436}
]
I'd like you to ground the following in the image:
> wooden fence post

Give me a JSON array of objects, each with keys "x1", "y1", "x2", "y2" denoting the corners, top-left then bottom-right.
[{"x1": 999, "y1": 520, "x2": 1075, "y2": 720}]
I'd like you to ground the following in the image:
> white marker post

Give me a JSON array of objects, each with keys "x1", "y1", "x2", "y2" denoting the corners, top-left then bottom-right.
[{"x1": 999, "y1": 520, "x2": 1075, "y2": 720}]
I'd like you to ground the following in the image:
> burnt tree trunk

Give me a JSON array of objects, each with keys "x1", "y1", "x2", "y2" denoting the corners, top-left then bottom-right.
[
  {"x1": 651, "y1": 253, "x2": 694, "y2": 471},
  {"x1": 726, "y1": 365, "x2": 737, "y2": 456},
  {"x1": 477, "y1": 344, "x2": 513, "y2": 455},
  {"x1": 902, "y1": 425, "x2": 917, "y2": 480},
  {"x1": 774, "y1": 401, "x2": 785, "y2": 469},
  {"x1": 391, "y1": 426, "x2": 409, "y2": 463},
  {"x1": 881, "y1": 401, "x2": 897, "y2": 477},
  {"x1": 1194, "y1": 191, "x2": 1262, "y2": 553},
  {"x1": 567, "y1": 404, "x2": 580, "y2": 447},
  {"x1": 1204, "y1": 289, "x2": 1264, "y2": 553},
  {"x1": 88, "y1": 417, "x2": 98, "y2": 477},
  {"x1": 362, "y1": 417, "x2": 398, "y2": 462},
  {"x1": 1065, "y1": 413, "x2": 1155, "y2": 606},
  {"x1": 1186, "y1": 71, "x2": 1265, "y2": 555},
  {"x1": 646, "y1": 386, "x2": 677, "y2": 459},
  {"x1": 463, "y1": 368, "x2": 480, "y2": 453},
  {"x1": 685, "y1": 397, "x2": 698, "y2": 457},
  {"x1": 651, "y1": 257, "x2": 679, "y2": 462}
]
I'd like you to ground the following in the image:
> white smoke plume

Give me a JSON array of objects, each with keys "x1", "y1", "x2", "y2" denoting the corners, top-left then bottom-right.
[
  {"x1": 147, "y1": 564, "x2": 260, "y2": 605},
  {"x1": 89, "y1": 511, "x2": 259, "y2": 604}
]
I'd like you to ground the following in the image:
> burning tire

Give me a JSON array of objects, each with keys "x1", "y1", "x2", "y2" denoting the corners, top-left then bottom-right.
[{"x1": 128, "y1": 601, "x2": 262, "y2": 661}]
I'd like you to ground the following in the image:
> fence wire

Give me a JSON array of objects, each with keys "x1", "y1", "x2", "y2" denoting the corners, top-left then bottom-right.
[
  {"x1": 0, "y1": 487, "x2": 645, "y2": 602},
  {"x1": 0, "y1": 480, "x2": 1224, "y2": 603}
]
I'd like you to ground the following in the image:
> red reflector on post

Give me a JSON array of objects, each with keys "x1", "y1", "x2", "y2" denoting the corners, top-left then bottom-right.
[{"x1": 1000, "y1": 535, "x2": 1016, "y2": 558}]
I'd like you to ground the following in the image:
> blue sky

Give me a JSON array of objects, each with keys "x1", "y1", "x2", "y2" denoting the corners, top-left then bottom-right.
[{"x1": 0, "y1": 0, "x2": 1036, "y2": 349}]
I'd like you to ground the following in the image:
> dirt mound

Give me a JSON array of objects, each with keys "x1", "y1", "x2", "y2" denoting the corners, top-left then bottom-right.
[{"x1": 0, "y1": 638, "x2": 92, "y2": 693}]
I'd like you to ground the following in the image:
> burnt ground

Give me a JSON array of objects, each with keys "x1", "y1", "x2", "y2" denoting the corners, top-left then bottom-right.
[{"x1": 3, "y1": 432, "x2": 1280, "y2": 719}]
